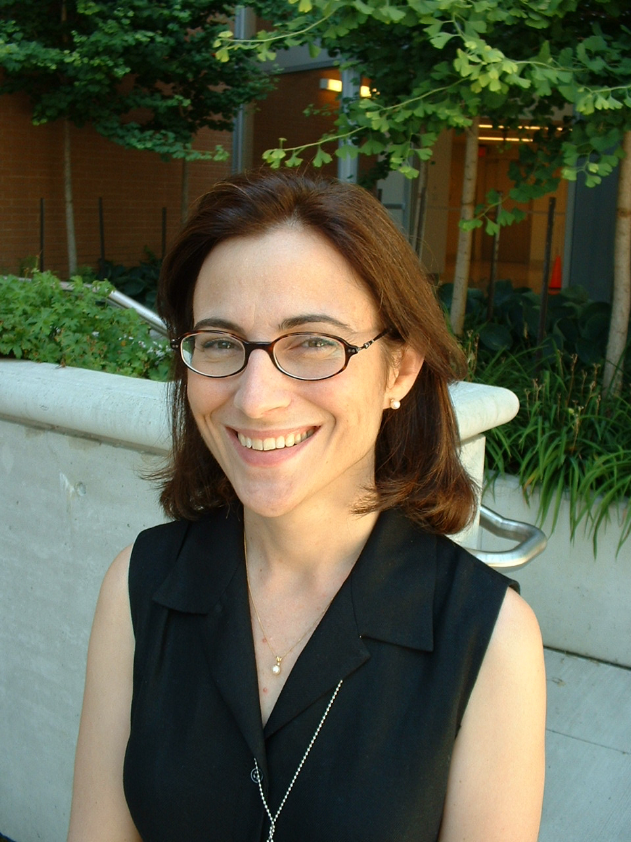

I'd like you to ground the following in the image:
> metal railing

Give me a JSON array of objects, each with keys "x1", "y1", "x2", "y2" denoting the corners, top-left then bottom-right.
[
  {"x1": 106, "y1": 288, "x2": 168, "y2": 336},
  {"x1": 469, "y1": 505, "x2": 547, "y2": 570}
]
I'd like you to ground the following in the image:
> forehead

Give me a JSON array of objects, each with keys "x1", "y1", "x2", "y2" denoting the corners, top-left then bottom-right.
[{"x1": 192, "y1": 227, "x2": 379, "y2": 332}]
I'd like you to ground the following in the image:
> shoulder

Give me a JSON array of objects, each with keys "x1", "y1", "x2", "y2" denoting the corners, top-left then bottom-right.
[
  {"x1": 429, "y1": 532, "x2": 519, "y2": 631},
  {"x1": 127, "y1": 518, "x2": 192, "y2": 596},
  {"x1": 96, "y1": 544, "x2": 134, "y2": 626},
  {"x1": 438, "y1": 587, "x2": 546, "y2": 841},
  {"x1": 393, "y1": 520, "x2": 524, "y2": 728},
  {"x1": 68, "y1": 545, "x2": 142, "y2": 842},
  {"x1": 433, "y1": 531, "x2": 518, "y2": 590},
  {"x1": 476, "y1": 586, "x2": 544, "y2": 704}
]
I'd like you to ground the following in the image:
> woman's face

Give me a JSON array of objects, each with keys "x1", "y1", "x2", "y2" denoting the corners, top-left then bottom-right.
[{"x1": 187, "y1": 226, "x2": 421, "y2": 520}]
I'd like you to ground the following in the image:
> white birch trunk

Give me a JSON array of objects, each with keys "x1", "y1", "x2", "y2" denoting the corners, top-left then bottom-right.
[
  {"x1": 63, "y1": 117, "x2": 78, "y2": 277},
  {"x1": 450, "y1": 117, "x2": 480, "y2": 336},
  {"x1": 603, "y1": 130, "x2": 631, "y2": 397}
]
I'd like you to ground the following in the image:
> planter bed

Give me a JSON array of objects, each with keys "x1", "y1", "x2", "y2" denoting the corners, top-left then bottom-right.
[{"x1": 482, "y1": 474, "x2": 631, "y2": 667}]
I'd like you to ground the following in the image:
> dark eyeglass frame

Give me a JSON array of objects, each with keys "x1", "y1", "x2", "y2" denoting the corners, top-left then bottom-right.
[{"x1": 171, "y1": 328, "x2": 390, "y2": 381}]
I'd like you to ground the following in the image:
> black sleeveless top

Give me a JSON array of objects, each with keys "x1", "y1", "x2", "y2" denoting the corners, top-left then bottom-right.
[{"x1": 123, "y1": 506, "x2": 516, "y2": 842}]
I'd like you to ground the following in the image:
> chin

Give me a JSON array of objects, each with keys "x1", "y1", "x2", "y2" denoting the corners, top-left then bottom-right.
[
  {"x1": 228, "y1": 478, "x2": 300, "y2": 519},
  {"x1": 238, "y1": 496, "x2": 303, "y2": 520}
]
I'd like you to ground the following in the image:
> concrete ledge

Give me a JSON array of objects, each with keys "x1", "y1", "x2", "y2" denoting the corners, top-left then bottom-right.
[
  {"x1": 0, "y1": 360, "x2": 518, "y2": 451},
  {"x1": 449, "y1": 379, "x2": 519, "y2": 442},
  {"x1": 0, "y1": 360, "x2": 170, "y2": 452}
]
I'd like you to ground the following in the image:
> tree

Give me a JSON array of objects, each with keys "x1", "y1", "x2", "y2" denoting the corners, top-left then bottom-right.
[
  {"x1": 0, "y1": 0, "x2": 274, "y2": 273},
  {"x1": 605, "y1": 129, "x2": 631, "y2": 395},
  {"x1": 216, "y1": 0, "x2": 631, "y2": 378}
]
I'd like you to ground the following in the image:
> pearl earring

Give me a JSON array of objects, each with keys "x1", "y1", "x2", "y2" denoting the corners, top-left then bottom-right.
[{"x1": 390, "y1": 398, "x2": 401, "y2": 410}]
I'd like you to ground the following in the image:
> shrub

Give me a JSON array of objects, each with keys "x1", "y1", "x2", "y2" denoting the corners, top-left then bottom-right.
[
  {"x1": 0, "y1": 271, "x2": 171, "y2": 381},
  {"x1": 439, "y1": 279, "x2": 629, "y2": 375},
  {"x1": 467, "y1": 339, "x2": 631, "y2": 552},
  {"x1": 97, "y1": 249, "x2": 162, "y2": 310}
]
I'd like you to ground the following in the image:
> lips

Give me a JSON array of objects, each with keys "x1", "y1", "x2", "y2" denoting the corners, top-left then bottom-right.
[{"x1": 236, "y1": 427, "x2": 316, "y2": 451}]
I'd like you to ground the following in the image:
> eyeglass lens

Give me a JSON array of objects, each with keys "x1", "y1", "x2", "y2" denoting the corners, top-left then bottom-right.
[{"x1": 181, "y1": 332, "x2": 347, "y2": 380}]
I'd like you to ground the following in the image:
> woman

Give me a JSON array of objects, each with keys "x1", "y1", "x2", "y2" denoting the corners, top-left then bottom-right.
[{"x1": 68, "y1": 170, "x2": 545, "y2": 842}]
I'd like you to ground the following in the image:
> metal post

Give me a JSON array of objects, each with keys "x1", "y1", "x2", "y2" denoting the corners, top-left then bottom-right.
[
  {"x1": 412, "y1": 160, "x2": 428, "y2": 260},
  {"x1": 232, "y1": 7, "x2": 252, "y2": 174},
  {"x1": 536, "y1": 196, "x2": 556, "y2": 359},
  {"x1": 39, "y1": 198, "x2": 45, "y2": 272},
  {"x1": 98, "y1": 197, "x2": 106, "y2": 280},
  {"x1": 487, "y1": 192, "x2": 502, "y2": 320},
  {"x1": 337, "y1": 69, "x2": 359, "y2": 183}
]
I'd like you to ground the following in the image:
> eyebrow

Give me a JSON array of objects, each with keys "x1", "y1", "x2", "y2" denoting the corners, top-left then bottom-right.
[{"x1": 193, "y1": 314, "x2": 354, "y2": 333}]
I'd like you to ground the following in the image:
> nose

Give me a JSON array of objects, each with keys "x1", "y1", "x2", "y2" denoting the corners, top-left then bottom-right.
[{"x1": 232, "y1": 348, "x2": 291, "y2": 418}]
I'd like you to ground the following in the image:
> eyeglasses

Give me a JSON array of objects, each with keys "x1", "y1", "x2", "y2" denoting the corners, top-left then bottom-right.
[{"x1": 171, "y1": 329, "x2": 389, "y2": 381}]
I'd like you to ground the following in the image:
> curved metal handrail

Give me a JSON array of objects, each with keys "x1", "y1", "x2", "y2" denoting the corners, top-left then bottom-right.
[
  {"x1": 50, "y1": 278, "x2": 169, "y2": 336},
  {"x1": 467, "y1": 505, "x2": 547, "y2": 570},
  {"x1": 105, "y1": 289, "x2": 168, "y2": 336}
]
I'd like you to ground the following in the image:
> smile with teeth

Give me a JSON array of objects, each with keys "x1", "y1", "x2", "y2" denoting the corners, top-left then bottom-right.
[{"x1": 237, "y1": 428, "x2": 315, "y2": 451}]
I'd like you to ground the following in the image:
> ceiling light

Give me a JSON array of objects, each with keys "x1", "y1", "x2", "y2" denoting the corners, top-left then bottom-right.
[
  {"x1": 320, "y1": 78, "x2": 342, "y2": 92},
  {"x1": 319, "y1": 78, "x2": 372, "y2": 97}
]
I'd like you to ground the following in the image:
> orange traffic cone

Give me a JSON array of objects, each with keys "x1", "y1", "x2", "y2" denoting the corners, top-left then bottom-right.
[{"x1": 549, "y1": 255, "x2": 562, "y2": 293}]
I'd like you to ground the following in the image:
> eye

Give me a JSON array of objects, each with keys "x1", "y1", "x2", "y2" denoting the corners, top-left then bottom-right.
[
  {"x1": 284, "y1": 334, "x2": 339, "y2": 351},
  {"x1": 201, "y1": 337, "x2": 239, "y2": 351},
  {"x1": 193, "y1": 333, "x2": 243, "y2": 357},
  {"x1": 302, "y1": 336, "x2": 336, "y2": 349}
]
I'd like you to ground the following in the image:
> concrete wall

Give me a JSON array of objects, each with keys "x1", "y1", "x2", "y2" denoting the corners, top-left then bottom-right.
[
  {"x1": 482, "y1": 475, "x2": 631, "y2": 668},
  {"x1": 0, "y1": 361, "x2": 518, "y2": 842},
  {"x1": 0, "y1": 423, "x2": 166, "y2": 842}
]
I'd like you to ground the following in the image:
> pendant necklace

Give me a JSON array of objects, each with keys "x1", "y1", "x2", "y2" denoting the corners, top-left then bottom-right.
[
  {"x1": 244, "y1": 534, "x2": 333, "y2": 676},
  {"x1": 252, "y1": 679, "x2": 343, "y2": 842}
]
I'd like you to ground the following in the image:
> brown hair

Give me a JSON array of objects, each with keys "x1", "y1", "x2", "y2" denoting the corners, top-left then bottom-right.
[{"x1": 157, "y1": 168, "x2": 476, "y2": 534}]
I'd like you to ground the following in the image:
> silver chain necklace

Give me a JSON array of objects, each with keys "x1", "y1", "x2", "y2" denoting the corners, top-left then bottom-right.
[{"x1": 252, "y1": 679, "x2": 343, "y2": 842}]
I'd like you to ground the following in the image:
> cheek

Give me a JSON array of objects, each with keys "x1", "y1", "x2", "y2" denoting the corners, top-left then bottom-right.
[
  {"x1": 186, "y1": 376, "x2": 227, "y2": 429},
  {"x1": 335, "y1": 379, "x2": 387, "y2": 437}
]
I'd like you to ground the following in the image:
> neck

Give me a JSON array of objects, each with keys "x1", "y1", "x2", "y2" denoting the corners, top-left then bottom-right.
[{"x1": 243, "y1": 501, "x2": 379, "y2": 584}]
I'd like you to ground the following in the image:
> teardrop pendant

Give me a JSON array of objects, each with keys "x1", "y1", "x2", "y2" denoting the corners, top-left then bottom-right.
[{"x1": 272, "y1": 658, "x2": 282, "y2": 675}]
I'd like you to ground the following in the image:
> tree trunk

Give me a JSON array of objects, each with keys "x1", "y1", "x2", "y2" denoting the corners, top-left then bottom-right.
[
  {"x1": 63, "y1": 117, "x2": 78, "y2": 277},
  {"x1": 603, "y1": 130, "x2": 631, "y2": 397},
  {"x1": 412, "y1": 159, "x2": 428, "y2": 261},
  {"x1": 450, "y1": 117, "x2": 480, "y2": 336},
  {"x1": 181, "y1": 159, "x2": 190, "y2": 226}
]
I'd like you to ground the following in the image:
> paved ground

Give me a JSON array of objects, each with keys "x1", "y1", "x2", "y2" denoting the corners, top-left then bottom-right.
[
  {"x1": 542, "y1": 649, "x2": 631, "y2": 842},
  {"x1": 2, "y1": 649, "x2": 630, "y2": 842}
]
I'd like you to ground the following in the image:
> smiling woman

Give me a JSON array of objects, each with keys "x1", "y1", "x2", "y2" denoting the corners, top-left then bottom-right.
[{"x1": 67, "y1": 170, "x2": 545, "y2": 842}]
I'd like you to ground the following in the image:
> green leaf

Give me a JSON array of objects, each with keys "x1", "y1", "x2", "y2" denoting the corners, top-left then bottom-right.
[
  {"x1": 286, "y1": 150, "x2": 304, "y2": 167},
  {"x1": 262, "y1": 148, "x2": 287, "y2": 168},
  {"x1": 558, "y1": 84, "x2": 576, "y2": 102},
  {"x1": 313, "y1": 147, "x2": 333, "y2": 167},
  {"x1": 430, "y1": 32, "x2": 454, "y2": 50},
  {"x1": 384, "y1": 5, "x2": 406, "y2": 22},
  {"x1": 359, "y1": 138, "x2": 386, "y2": 155},
  {"x1": 460, "y1": 219, "x2": 483, "y2": 231},
  {"x1": 353, "y1": 0, "x2": 374, "y2": 14},
  {"x1": 537, "y1": 41, "x2": 551, "y2": 63},
  {"x1": 335, "y1": 143, "x2": 359, "y2": 159},
  {"x1": 478, "y1": 323, "x2": 513, "y2": 351}
]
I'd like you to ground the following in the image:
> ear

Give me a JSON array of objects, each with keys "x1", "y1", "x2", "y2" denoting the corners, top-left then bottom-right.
[{"x1": 383, "y1": 344, "x2": 424, "y2": 410}]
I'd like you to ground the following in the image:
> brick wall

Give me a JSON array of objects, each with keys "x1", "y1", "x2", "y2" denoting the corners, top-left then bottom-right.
[
  {"x1": 251, "y1": 67, "x2": 341, "y2": 177},
  {"x1": 0, "y1": 91, "x2": 232, "y2": 278}
]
